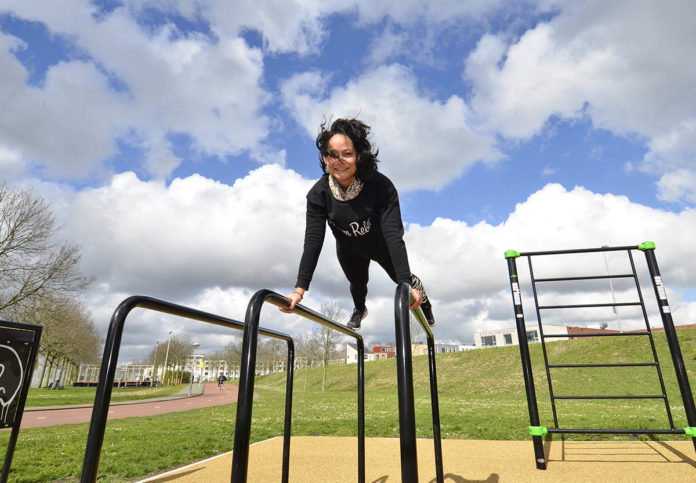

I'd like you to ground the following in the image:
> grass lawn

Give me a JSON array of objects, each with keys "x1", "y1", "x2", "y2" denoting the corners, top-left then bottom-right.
[
  {"x1": 1, "y1": 328, "x2": 694, "y2": 481},
  {"x1": 24, "y1": 384, "x2": 188, "y2": 407}
]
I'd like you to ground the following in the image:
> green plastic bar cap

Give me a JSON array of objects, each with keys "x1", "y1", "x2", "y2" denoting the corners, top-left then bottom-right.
[
  {"x1": 685, "y1": 427, "x2": 696, "y2": 437},
  {"x1": 505, "y1": 250, "x2": 521, "y2": 259},
  {"x1": 638, "y1": 241, "x2": 656, "y2": 251},
  {"x1": 528, "y1": 426, "x2": 548, "y2": 436}
]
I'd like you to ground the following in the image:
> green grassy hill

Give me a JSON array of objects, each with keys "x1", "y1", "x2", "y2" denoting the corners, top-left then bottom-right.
[
  {"x1": 2, "y1": 328, "x2": 694, "y2": 481},
  {"x1": 257, "y1": 327, "x2": 696, "y2": 440}
]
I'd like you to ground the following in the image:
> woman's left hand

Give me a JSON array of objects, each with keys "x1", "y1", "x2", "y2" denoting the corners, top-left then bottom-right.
[{"x1": 410, "y1": 288, "x2": 422, "y2": 310}]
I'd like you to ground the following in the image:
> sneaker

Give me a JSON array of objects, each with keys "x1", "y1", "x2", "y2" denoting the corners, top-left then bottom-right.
[
  {"x1": 347, "y1": 307, "x2": 368, "y2": 331},
  {"x1": 420, "y1": 300, "x2": 436, "y2": 328}
]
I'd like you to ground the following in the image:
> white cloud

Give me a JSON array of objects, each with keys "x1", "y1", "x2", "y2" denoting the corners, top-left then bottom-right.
[
  {"x1": 656, "y1": 169, "x2": 696, "y2": 204},
  {"x1": 0, "y1": 1, "x2": 272, "y2": 179},
  {"x1": 281, "y1": 64, "x2": 502, "y2": 191},
  {"x1": 464, "y1": 0, "x2": 696, "y2": 203},
  {"x1": 36, "y1": 173, "x2": 693, "y2": 361}
]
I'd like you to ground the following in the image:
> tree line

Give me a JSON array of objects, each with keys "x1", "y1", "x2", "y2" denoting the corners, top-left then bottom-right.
[{"x1": 0, "y1": 183, "x2": 99, "y2": 387}]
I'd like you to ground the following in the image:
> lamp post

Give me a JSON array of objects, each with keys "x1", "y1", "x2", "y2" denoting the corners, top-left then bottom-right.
[
  {"x1": 188, "y1": 342, "x2": 200, "y2": 396},
  {"x1": 163, "y1": 331, "x2": 173, "y2": 386},
  {"x1": 152, "y1": 341, "x2": 160, "y2": 386}
]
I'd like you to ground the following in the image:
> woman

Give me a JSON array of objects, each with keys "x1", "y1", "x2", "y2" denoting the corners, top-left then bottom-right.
[{"x1": 281, "y1": 117, "x2": 435, "y2": 330}]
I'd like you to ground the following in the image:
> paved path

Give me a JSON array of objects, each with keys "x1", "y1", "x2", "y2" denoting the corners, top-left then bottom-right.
[{"x1": 20, "y1": 383, "x2": 253, "y2": 429}]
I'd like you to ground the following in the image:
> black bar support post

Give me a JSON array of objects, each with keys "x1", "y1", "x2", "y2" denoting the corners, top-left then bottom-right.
[
  {"x1": 404, "y1": 283, "x2": 445, "y2": 482},
  {"x1": 231, "y1": 289, "x2": 365, "y2": 483},
  {"x1": 639, "y1": 242, "x2": 696, "y2": 451},
  {"x1": 80, "y1": 296, "x2": 294, "y2": 483},
  {"x1": 505, "y1": 251, "x2": 547, "y2": 469},
  {"x1": 394, "y1": 283, "x2": 418, "y2": 482}
]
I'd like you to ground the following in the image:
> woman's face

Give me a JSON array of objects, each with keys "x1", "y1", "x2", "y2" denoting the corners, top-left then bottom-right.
[{"x1": 324, "y1": 134, "x2": 357, "y2": 188}]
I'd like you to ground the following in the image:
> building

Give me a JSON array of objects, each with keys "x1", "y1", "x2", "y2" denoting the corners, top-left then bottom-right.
[
  {"x1": 372, "y1": 345, "x2": 396, "y2": 360},
  {"x1": 474, "y1": 324, "x2": 570, "y2": 348}
]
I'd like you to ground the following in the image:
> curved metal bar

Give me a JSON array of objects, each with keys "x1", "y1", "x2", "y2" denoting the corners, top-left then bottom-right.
[
  {"x1": 394, "y1": 283, "x2": 444, "y2": 483},
  {"x1": 232, "y1": 289, "x2": 365, "y2": 483},
  {"x1": 80, "y1": 295, "x2": 294, "y2": 483}
]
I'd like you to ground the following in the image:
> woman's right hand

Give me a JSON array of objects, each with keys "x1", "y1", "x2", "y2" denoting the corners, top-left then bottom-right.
[{"x1": 279, "y1": 290, "x2": 304, "y2": 313}]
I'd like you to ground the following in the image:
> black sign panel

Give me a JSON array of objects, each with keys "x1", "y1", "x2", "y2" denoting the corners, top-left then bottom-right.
[{"x1": 0, "y1": 323, "x2": 41, "y2": 428}]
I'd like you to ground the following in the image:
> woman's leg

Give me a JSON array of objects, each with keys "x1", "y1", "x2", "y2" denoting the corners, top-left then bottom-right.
[
  {"x1": 336, "y1": 243, "x2": 370, "y2": 310},
  {"x1": 372, "y1": 249, "x2": 430, "y2": 303}
]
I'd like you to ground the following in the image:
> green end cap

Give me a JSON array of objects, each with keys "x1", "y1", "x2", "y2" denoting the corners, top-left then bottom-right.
[
  {"x1": 505, "y1": 250, "x2": 521, "y2": 259},
  {"x1": 529, "y1": 426, "x2": 548, "y2": 436},
  {"x1": 638, "y1": 241, "x2": 656, "y2": 251},
  {"x1": 685, "y1": 427, "x2": 696, "y2": 437}
]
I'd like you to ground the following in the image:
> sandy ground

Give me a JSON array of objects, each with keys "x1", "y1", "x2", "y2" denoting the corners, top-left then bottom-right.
[{"x1": 137, "y1": 435, "x2": 696, "y2": 482}]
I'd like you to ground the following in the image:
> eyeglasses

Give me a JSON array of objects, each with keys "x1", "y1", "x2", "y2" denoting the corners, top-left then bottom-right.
[{"x1": 324, "y1": 150, "x2": 355, "y2": 162}]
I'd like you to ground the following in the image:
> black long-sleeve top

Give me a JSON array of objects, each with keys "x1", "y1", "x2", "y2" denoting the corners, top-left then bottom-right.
[{"x1": 295, "y1": 171, "x2": 412, "y2": 290}]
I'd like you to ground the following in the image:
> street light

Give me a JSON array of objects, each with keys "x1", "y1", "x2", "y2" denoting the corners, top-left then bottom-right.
[
  {"x1": 188, "y1": 342, "x2": 200, "y2": 396},
  {"x1": 152, "y1": 340, "x2": 160, "y2": 386},
  {"x1": 163, "y1": 331, "x2": 173, "y2": 386}
]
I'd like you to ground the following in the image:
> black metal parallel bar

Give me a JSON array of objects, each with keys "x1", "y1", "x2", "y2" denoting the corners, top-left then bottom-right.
[
  {"x1": 406, "y1": 285, "x2": 444, "y2": 483},
  {"x1": 80, "y1": 295, "x2": 295, "y2": 483},
  {"x1": 539, "y1": 302, "x2": 640, "y2": 310},
  {"x1": 0, "y1": 321, "x2": 42, "y2": 483},
  {"x1": 394, "y1": 283, "x2": 418, "y2": 482},
  {"x1": 545, "y1": 332, "x2": 648, "y2": 338},
  {"x1": 231, "y1": 290, "x2": 365, "y2": 483},
  {"x1": 642, "y1": 248, "x2": 696, "y2": 452},
  {"x1": 548, "y1": 363, "x2": 657, "y2": 368},
  {"x1": 506, "y1": 255, "x2": 546, "y2": 470},
  {"x1": 394, "y1": 284, "x2": 444, "y2": 483},
  {"x1": 553, "y1": 395, "x2": 665, "y2": 400},
  {"x1": 548, "y1": 428, "x2": 685, "y2": 435},
  {"x1": 520, "y1": 246, "x2": 638, "y2": 256},
  {"x1": 535, "y1": 274, "x2": 635, "y2": 282}
]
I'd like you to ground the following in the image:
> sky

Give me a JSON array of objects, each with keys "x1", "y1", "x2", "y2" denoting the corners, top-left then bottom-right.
[{"x1": 1, "y1": 0, "x2": 695, "y2": 364}]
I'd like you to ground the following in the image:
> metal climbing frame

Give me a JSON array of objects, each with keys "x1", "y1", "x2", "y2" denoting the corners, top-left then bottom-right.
[
  {"x1": 505, "y1": 242, "x2": 696, "y2": 470},
  {"x1": 394, "y1": 282, "x2": 444, "y2": 483},
  {"x1": 231, "y1": 289, "x2": 365, "y2": 483},
  {"x1": 80, "y1": 295, "x2": 295, "y2": 482}
]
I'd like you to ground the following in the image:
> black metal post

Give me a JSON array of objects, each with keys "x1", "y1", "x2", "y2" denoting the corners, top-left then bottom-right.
[
  {"x1": 395, "y1": 283, "x2": 418, "y2": 482},
  {"x1": 232, "y1": 289, "x2": 365, "y2": 482},
  {"x1": 80, "y1": 295, "x2": 294, "y2": 482},
  {"x1": 505, "y1": 252, "x2": 546, "y2": 469},
  {"x1": 641, "y1": 243, "x2": 696, "y2": 451},
  {"x1": 421, "y1": 311, "x2": 444, "y2": 482}
]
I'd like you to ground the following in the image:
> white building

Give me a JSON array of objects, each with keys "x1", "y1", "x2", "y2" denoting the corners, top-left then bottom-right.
[{"x1": 474, "y1": 324, "x2": 569, "y2": 348}]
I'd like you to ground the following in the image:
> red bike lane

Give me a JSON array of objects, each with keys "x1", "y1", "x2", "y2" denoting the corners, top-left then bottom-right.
[{"x1": 19, "y1": 383, "x2": 256, "y2": 429}]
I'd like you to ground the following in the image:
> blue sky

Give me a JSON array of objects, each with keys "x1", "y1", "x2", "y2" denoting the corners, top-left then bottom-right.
[{"x1": 1, "y1": 1, "x2": 695, "y2": 362}]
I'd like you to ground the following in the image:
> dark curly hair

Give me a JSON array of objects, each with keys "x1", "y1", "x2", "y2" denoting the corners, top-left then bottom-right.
[{"x1": 316, "y1": 117, "x2": 379, "y2": 179}]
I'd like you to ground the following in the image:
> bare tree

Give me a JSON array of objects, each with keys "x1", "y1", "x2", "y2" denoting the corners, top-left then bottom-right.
[
  {"x1": 0, "y1": 183, "x2": 91, "y2": 315},
  {"x1": 19, "y1": 295, "x2": 101, "y2": 387},
  {"x1": 316, "y1": 300, "x2": 347, "y2": 391}
]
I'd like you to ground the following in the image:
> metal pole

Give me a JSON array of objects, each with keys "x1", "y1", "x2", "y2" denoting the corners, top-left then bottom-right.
[
  {"x1": 601, "y1": 245, "x2": 623, "y2": 332},
  {"x1": 505, "y1": 251, "x2": 547, "y2": 469},
  {"x1": 163, "y1": 331, "x2": 172, "y2": 386},
  {"x1": 640, "y1": 243, "x2": 696, "y2": 451},
  {"x1": 152, "y1": 341, "x2": 159, "y2": 385},
  {"x1": 232, "y1": 291, "x2": 264, "y2": 481},
  {"x1": 189, "y1": 342, "x2": 200, "y2": 397},
  {"x1": 394, "y1": 283, "x2": 418, "y2": 482},
  {"x1": 281, "y1": 340, "x2": 295, "y2": 483}
]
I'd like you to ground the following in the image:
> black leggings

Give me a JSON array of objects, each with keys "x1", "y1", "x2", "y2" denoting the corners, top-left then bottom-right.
[{"x1": 336, "y1": 242, "x2": 428, "y2": 310}]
